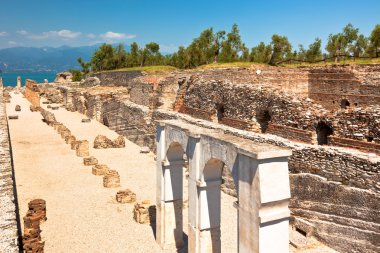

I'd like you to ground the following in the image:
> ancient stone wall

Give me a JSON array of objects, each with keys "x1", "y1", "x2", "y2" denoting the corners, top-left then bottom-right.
[
  {"x1": 0, "y1": 85, "x2": 19, "y2": 252},
  {"x1": 25, "y1": 79, "x2": 40, "y2": 107},
  {"x1": 89, "y1": 70, "x2": 143, "y2": 86},
  {"x1": 308, "y1": 64, "x2": 380, "y2": 110}
]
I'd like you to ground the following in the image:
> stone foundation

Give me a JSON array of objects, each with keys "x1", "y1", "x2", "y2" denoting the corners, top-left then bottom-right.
[
  {"x1": 133, "y1": 200, "x2": 156, "y2": 224},
  {"x1": 103, "y1": 170, "x2": 120, "y2": 188},
  {"x1": 116, "y1": 189, "x2": 136, "y2": 203}
]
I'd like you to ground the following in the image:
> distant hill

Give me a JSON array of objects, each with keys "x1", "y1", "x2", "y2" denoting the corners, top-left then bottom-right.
[{"x1": 0, "y1": 44, "x2": 130, "y2": 73}]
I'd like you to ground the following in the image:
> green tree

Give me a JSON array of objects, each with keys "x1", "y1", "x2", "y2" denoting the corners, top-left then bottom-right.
[
  {"x1": 369, "y1": 24, "x2": 380, "y2": 57},
  {"x1": 219, "y1": 24, "x2": 244, "y2": 62},
  {"x1": 69, "y1": 69, "x2": 82, "y2": 82},
  {"x1": 128, "y1": 42, "x2": 140, "y2": 67},
  {"x1": 250, "y1": 42, "x2": 272, "y2": 63},
  {"x1": 269, "y1": 34, "x2": 292, "y2": 65},
  {"x1": 77, "y1": 57, "x2": 90, "y2": 74},
  {"x1": 305, "y1": 38, "x2": 322, "y2": 62},
  {"x1": 349, "y1": 34, "x2": 368, "y2": 57},
  {"x1": 326, "y1": 23, "x2": 359, "y2": 61}
]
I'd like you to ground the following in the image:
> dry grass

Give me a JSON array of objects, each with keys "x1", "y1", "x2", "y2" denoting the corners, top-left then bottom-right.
[
  {"x1": 280, "y1": 58, "x2": 380, "y2": 68},
  {"x1": 98, "y1": 65, "x2": 177, "y2": 75},
  {"x1": 196, "y1": 62, "x2": 268, "y2": 70}
]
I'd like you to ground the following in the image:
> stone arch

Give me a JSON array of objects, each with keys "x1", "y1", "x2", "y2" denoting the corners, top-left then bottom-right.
[
  {"x1": 340, "y1": 99, "x2": 350, "y2": 109},
  {"x1": 216, "y1": 103, "x2": 225, "y2": 123},
  {"x1": 256, "y1": 109, "x2": 272, "y2": 133},
  {"x1": 316, "y1": 121, "x2": 333, "y2": 145},
  {"x1": 102, "y1": 115, "x2": 109, "y2": 127}
]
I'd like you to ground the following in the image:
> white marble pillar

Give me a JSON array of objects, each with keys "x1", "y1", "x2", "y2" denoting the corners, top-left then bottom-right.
[
  {"x1": 237, "y1": 155, "x2": 291, "y2": 253},
  {"x1": 156, "y1": 125, "x2": 184, "y2": 249}
]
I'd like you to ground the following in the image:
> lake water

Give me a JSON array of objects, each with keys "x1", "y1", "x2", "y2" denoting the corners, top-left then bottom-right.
[{"x1": 0, "y1": 72, "x2": 56, "y2": 87}]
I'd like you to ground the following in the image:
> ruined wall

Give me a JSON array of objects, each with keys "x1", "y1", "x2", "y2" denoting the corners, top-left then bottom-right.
[
  {"x1": 308, "y1": 64, "x2": 380, "y2": 110},
  {"x1": 0, "y1": 86, "x2": 20, "y2": 252},
  {"x1": 90, "y1": 70, "x2": 143, "y2": 86},
  {"x1": 46, "y1": 65, "x2": 380, "y2": 253},
  {"x1": 24, "y1": 79, "x2": 40, "y2": 107}
]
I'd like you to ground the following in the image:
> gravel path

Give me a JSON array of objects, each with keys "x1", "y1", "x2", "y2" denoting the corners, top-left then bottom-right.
[{"x1": 6, "y1": 92, "x2": 238, "y2": 253}]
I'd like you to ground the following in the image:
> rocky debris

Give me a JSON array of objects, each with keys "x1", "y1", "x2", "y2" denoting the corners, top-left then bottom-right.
[
  {"x1": 140, "y1": 146, "x2": 150, "y2": 153},
  {"x1": 55, "y1": 72, "x2": 73, "y2": 83},
  {"x1": 65, "y1": 104, "x2": 76, "y2": 112},
  {"x1": 30, "y1": 105, "x2": 41, "y2": 112},
  {"x1": 42, "y1": 101, "x2": 51, "y2": 105},
  {"x1": 71, "y1": 140, "x2": 81, "y2": 150},
  {"x1": 65, "y1": 135, "x2": 76, "y2": 144},
  {"x1": 133, "y1": 200, "x2": 156, "y2": 224},
  {"x1": 83, "y1": 156, "x2": 98, "y2": 166},
  {"x1": 93, "y1": 135, "x2": 126, "y2": 149},
  {"x1": 40, "y1": 109, "x2": 56, "y2": 125},
  {"x1": 15, "y1": 105, "x2": 21, "y2": 111},
  {"x1": 80, "y1": 76, "x2": 100, "y2": 86},
  {"x1": 41, "y1": 88, "x2": 63, "y2": 103},
  {"x1": 51, "y1": 106, "x2": 59, "y2": 110},
  {"x1": 116, "y1": 189, "x2": 136, "y2": 203},
  {"x1": 113, "y1": 135, "x2": 125, "y2": 148},
  {"x1": 8, "y1": 115, "x2": 18, "y2": 120},
  {"x1": 3, "y1": 89, "x2": 11, "y2": 103},
  {"x1": 76, "y1": 140, "x2": 89, "y2": 157},
  {"x1": 81, "y1": 118, "x2": 91, "y2": 123},
  {"x1": 103, "y1": 170, "x2": 120, "y2": 188},
  {"x1": 22, "y1": 199, "x2": 46, "y2": 253},
  {"x1": 60, "y1": 129, "x2": 71, "y2": 139},
  {"x1": 93, "y1": 135, "x2": 113, "y2": 148},
  {"x1": 92, "y1": 164, "x2": 109, "y2": 176}
]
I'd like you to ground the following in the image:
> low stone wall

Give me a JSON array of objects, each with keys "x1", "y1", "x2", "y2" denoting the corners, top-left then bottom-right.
[
  {"x1": 290, "y1": 174, "x2": 379, "y2": 253},
  {"x1": 267, "y1": 123, "x2": 315, "y2": 143},
  {"x1": 329, "y1": 136, "x2": 380, "y2": 154},
  {"x1": 90, "y1": 70, "x2": 143, "y2": 86},
  {"x1": 25, "y1": 79, "x2": 40, "y2": 107},
  {"x1": 0, "y1": 87, "x2": 19, "y2": 252}
]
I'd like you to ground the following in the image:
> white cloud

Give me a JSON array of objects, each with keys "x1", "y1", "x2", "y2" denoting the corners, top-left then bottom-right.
[
  {"x1": 101, "y1": 31, "x2": 136, "y2": 40},
  {"x1": 17, "y1": 30, "x2": 28, "y2": 35},
  {"x1": 0, "y1": 32, "x2": 8, "y2": 36},
  {"x1": 8, "y1": 41, "x2": 17, "y2": 45},
  {"x1": 57, "y1": 29, "x2": 81, "y2": 38},
  {"x1": 29, "y1": 29, "x2": 81, "y2": 40},
  {"x1": 87, "y1": 33, "x2": 96, "y2": 39}
]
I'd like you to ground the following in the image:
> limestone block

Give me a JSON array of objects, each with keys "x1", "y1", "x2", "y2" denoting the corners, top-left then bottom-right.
[
  {"x1": 71, "y1": 140, "x2": 80, "y2": 150},
  {"x1": 81, "y1": 118, "x2": 91, "y2": 123},
  {"x1": 92, "y1": 164, "x2": 109, "y2": 176},
  {"x1": 133, "y1": 200, "x2": 156, "y2": 224},
  {"x1": 103, "y1": 170, "x2": 120, "y2": 188},
  {"x1": 76, "y1": 140, "x2": 89, "y2": 157},
  {"x1": 61, "y1": 129, "x2": 71, "y2": 139},
  {"x1": 113, "y1": 135, "x2": 125, "y2": 148},
  {"x1": 93, "y1": 135, "x2": 113, "y2": 149},
  {"x1": 140, "y1": 146, "x2": 150, "y2": 153},
  {"x1": 116, "y1": 189, "x2": 136, "y2": 203},
  {"x1": 15, "y1": 105, "x2": 21, "y2": 111},
  {"x1": 8, "y1": 115, "x2": 18, "y2": 120},
  {"x1": 83, "y1": 156, "x2": 98, "y2": 166},
  {"x1": 65, "y1": 135, "x2": 76, "y2": 144},
  {"x1": 30, "y1": 105, "x2": 41, "y2": 112}
]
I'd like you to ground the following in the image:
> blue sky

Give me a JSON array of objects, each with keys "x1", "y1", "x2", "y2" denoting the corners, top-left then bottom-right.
[{"x1": 0, "y1": 0, "x2": 379, "y2": 52}]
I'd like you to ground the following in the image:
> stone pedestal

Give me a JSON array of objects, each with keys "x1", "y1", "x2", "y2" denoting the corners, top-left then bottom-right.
[
  {"x1": 83, "y1": 156, "x2": 98, "y2": 166},
  {"x1": 103, "y1": 170, "x2": 120, "y2": 188},
  {"x1": 116, "y1": 189, "x2": 136, "y2": 203},
  {"x1": 92, "y1": 164, "x2": 109, "y2": 176},
  {"x1": 134, "y1": 200, "x2": 156, "y2": 224},
  {"x1": 76, "y1": 140, "x2": 89, "y2": 157}
]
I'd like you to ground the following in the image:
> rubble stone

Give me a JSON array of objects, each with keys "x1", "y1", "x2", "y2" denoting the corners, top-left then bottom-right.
[
  {"x1": 83, "y1": 156, "x2": 98, "y2": 166},
  {"x1": 103, "y1": 170, "x2": 120, "y2": 188},
  {"x1": 15, "y1": 105, "x2": 21, "y2": 111},
  {"x1": 92, "y1": 164, "x2": 109, "y2": 176},
  {"x1": 116, "y1": 189, "x2": 136, "y2": 203},
  {"x1": 133, "y1": 200, "x2": 156, "y2": 224},
  {"x1": 76, "y1": 140, "x2": 89, "y2": 157}
]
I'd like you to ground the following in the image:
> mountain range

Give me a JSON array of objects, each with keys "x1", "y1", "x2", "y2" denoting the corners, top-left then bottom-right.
[{"x1": 0, "y1": 44, "x2": 130, "y2": 73}]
